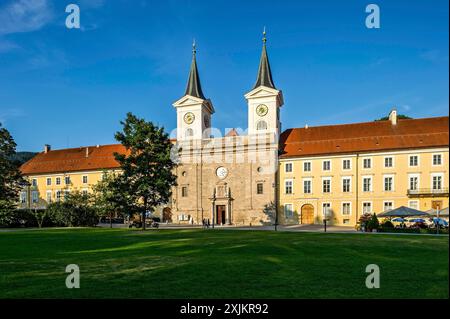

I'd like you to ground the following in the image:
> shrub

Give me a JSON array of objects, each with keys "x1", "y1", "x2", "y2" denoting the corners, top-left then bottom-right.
[
  {"x1": 381, "y1": 220, "x2": 394, "y2": 228},
  {"x1": 366, "y1": 213, "x2": 380, "y2": 231},
  {"x1": 47, "y1": 192, "x2": 98, "y2": 227}
]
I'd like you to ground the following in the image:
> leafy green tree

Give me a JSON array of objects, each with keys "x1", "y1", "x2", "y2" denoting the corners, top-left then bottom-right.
[
  {"x1": 92, "y1": 172, "x2": 129, "y2": 228},
  {"x1": 48, "y1": 191, "x2": 98, "y2": 227},
  {"x1": 114, "y1": 113, "x2": 178, "y2": 230},
  {"x1": 375, "y1": 114, "x2": 412, "y2": 121},
  {"x1": 0, "y1": 123, "x2": 27, "y2": 213},
  {"x1": 366, "y1": 213, "x2": 380, "y2": 231}
]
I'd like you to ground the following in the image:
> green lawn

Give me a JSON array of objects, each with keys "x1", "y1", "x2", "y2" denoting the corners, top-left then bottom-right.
[{"x1": 0, "y1": 228, "x2": 448, "y2": 298}]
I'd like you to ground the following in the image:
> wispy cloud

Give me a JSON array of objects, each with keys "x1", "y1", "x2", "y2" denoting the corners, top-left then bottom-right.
[{"x1": 0, "y1": 0, "x2": 53, "y2": 36}]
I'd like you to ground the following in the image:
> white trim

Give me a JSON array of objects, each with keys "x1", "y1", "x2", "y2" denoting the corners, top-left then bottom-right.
[
  {"x1": 284, "y1": 162, "x2": 293, "y2": 173},
  {"x1": 383, "y1": 174, "x2": 395, "y2": 192},
  {"x1": 383, "y1": 155, "x2": 395, "y2": 168},
  {"x1": 302, "y1": 177, "x2": 313, "y2": 194},
  {"x1": 341, "y1": 176, "x2": 352, "y2": 193},
  {"x1": 408, "y1": 173, "x2": 420, "y2": 191},
  {"x1": 321, "y1": 176, "x2": 332, "y2": 194},
  {"x1": 408, "y1": 154, "x2": 420, "y2": 167},
  {"x1": 431, "y1": 173, "x2": 444, "y2": 190},
  {"x1": 362, "y1": 175, "x2": 373, "y2": 192},
  {"x1": 341, "y1": 158, "x2": 352, "y2": 171},
  {"x1": 46, "y1": 190, "x2": 52, "y2": 203},
  {"x1": 321, "y1": 202, "x2": 332, "y2": 218},
  {"x1": 362, "y1": 157, "x2": 372, "y2": 169},
  {"x1": 322, "y1": 159, "x2": 332, "y2": 172},
  {"x1": 408, "y1": 200, "x2": 419, "y2": 210},
  {"x1": 432, "y1": 153, "x2": 444, "y2": 166},
  {"x1": 284, "y1": 203, "x2": 294, "y2": 218},
  {"x1": 362, "y1": 201, "x2": 373, "y2": 214},
  {"x1": 341, "y1": 201, "x2": 352, "y2": 216},
  {"x1": 284, "y1": 179, "x2": 294, "y2": 195},
  {"x1": 303, "y1": 160, "x2": 312, "y2": 172},
  {"x1": 383, "y1": 200, "x2": 394, "y2": 211}
]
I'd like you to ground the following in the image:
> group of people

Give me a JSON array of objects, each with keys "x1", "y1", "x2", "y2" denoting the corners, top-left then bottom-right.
[{"x1": 202, "y1": 218, "x2": 211, "y2": 229}]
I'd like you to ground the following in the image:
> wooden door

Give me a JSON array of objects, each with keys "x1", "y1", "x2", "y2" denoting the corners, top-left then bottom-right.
[
  {"x1": 301, "y1": 204, "x2": 314, "y2": 224},
  {"x1": 432, "y1": 201, "x2": 443, "y2": 210},
  {"x1": 216, "y1": 205, "x2": 226, "y2": 225}
]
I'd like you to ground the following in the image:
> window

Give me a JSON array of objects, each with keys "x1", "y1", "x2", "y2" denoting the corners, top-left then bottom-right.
[
  {"x1": 363, "y1": 158, "x2": 372, "y2": 169},
  {"x1": 409, "y1": 175, "x2": 419, "y2": 191},
  {"x1": 46, "y1": 191, "x2": 52, "y2": 203},
  {"x1": 82, "y1": 175, "x2": 88, "y2": 184},
  {"x1": 56, "y1": 191, "x2": 62, "y2": 202},
  {"x1": 20, "y1": 192, "x2": 27, "y2": 204},
  {"x1": 32, "y1": 191, "x2": 38, "y2": 203},
  {"x1": 65, "y1": 176, "x2": 71, "y2": 185},
  {"x1": 303, "y1": 161, "x2": 311, "y2": 172},
  {"x1": 384, "y1": 176, "x2": 394, "y2": 191},
  {"x1": 363, "y1": 177, "x2": 372, "y2": 192},
  {"x1": 64, "y1": 190, "x2": 70, "y2": 201},
  {"x1": 342, "y1": 178, "x2": 351, "y2": 193},
  {"x1": 285, "y1": 162, "x2": 293, "y2": 173},
  {"x1": 384, "y1": 157, "x2": 393, "y2": 168},
  {"x1": 322, "y1": 160, "x2": 331, "y2": 171},
  {"x1": 409, "y1": 201, "x2": 419, "y2": 210},
  {"x1": 342, "y1": 202, "x2": 351, "y2": 215},
  {"x1": 409, "y1": 155, "x2": 418, "y2": 167},
  {"x1": 56, "y1": 177, "x2": 61, "y2": 185},
  {"x1": 343, "y1": 219, "x2": 350, "y2": 225},
  {"x1": 363, "y1": 202, "x2": 372, "y2": 214},
  {"x1": 32, "y1": 179, "x2": 37, "y2": 187},
  {"x1": 432, "y1": 175, "x2": 443, "y2": 190},
  {"x1": 46, "y1": 178, "x2": 52, "y2": 186},
  {"x1": 433, "y1": 154, "x2": 442, "y2": 166},
  {"x1": 185, "y1": 128, "x2": 194, "y2": 138},
  {"x1": 284, "y1": 204, "x2": 293, "y2": 218},
  {"x1": 322, "y1": 203, "x2": 331, "y2": 217},
  {"x1": 384, "y1": 201, "x2": 393, "y2": 212},
  {"x1": 285, "y1": 180, "x2": 293, "y2": 194},
  {"x1": 256, "y1": 120, "x2": 268, "y2": 131},
  {"x1": 181, "y1": 186, "x2": 188, "y2": 197},
  {"x1": 82, "y1": 189, "x2": 88, "y2": 196},
  {"x1": 303, "y1": 179, "x2": 312, "y2": 194},
  {"x1": 342, "y1": 159, "x2": 351, "y2": 170},
  {"x1": 322, "y1": 178, "x2": 331, "y2": 193},
  {"x1": 256, "y1": 183, "x2": 264, "y2": 195}
]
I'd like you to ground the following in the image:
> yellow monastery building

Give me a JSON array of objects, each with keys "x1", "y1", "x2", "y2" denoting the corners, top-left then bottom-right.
[{"x1": 18, "y1": 37, "x2": 449, "y2": 226}]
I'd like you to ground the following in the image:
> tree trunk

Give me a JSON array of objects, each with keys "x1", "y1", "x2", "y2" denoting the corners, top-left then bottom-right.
[
  {"x1": 110, "y1": 212, "x2": 113, "y2": 228},
  {"x1": 142, "y1": 198, "x2": 147, "y2": 230}
]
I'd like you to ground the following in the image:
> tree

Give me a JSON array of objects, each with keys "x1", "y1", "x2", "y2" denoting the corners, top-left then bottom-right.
[
  {"x1": 93, "y1": 171, "x2": 128, "y2": 228},
  {"x1": 48, "y1": 191, "x2": 98, "y2": 227},
  {"x1": 366, "y1": 213, "x2": 380, "y2": 232},
  {"x1": 0, "y1": 123, "x2": 27, "y2": 213},
  {"x1": 375, "y1": 114, "x2": 412, "y2": 121},
  {"x1": 114, "y1": 113, "x2": 178, "y2": 230}
]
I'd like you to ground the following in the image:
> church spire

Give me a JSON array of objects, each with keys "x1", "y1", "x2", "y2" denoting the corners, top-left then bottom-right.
[
  {"x1": 253, "y1": 27, "x2": 276, "y2": 90},
  {"x1": 185, "y1": 39, "x2": 206, "y2": 100}
]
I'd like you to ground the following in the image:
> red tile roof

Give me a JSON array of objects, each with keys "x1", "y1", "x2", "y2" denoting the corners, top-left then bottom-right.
[
  {"x1": 280, "y1": 116, "x2": 449, "y2": 158},
  {"x1": 20, "y1": 144, "x2": 127, "y2": 175}
]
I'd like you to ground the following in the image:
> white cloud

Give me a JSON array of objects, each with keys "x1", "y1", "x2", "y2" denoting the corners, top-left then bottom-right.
[{"x1": 0, "y1": 0, "x2": 53, "y2": 35}]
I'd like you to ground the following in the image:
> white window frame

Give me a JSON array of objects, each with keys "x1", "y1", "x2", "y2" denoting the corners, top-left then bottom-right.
[
  {"x1": 284, "y1": 179, "x2": 293, "y2": 194},
  {"x1": 46, "y1": 190, "x2": 52, "y2": 203},
  {"x1": 362, "y1": 157, "x2": 372, "y2": 169},
  {"x1": 383, "y1": 174, "x2": 395, "y2": 192},
  {"x1": 322, "y1": 202, "x2": 331, "y2": 218},
  {"x1": 322, "y1": 160, "x2": 331, "y2": 171},
  {"x1": 20, "y1": 191, "x2": 27, "y2": 204},
  {"x1": 56, "y1": 190, "x2": 62, "y2": 202},
  {"x1": 64, "y1": 176, "x2": 71, "y2": 185},
  {"x1": 303, "y1": 178, "x2": 312, "y2": 194},
  {"x1": 32, "y1": 191, "x2": 39, "y2": 203},
  {"x1": 383, "y1": 201, "x2": 394, "y2": 212},
  {"x1": 322, "y1": 177, "x2": 331, "y2": 194},
  {"x1": 342, "y1": 176, "x2": 352, "y2": 193},
  {"x1": 284, "y1": 203, "x2": 294, "y2": 218},
  {"x1": 432, "y1": 153, "x2": 443, "y2": 166},
  {"x1": 408, "y1": 154, "x2": 419, "y2": 167},
  {"x1": 362, "y1": 175, "x2": 373, "y2": 192},
  {"x1": 342, "y1": 158, "x2": 352, "y2": 170},
  {"x1": 408, "y1": 174, "x2": 420, "y2": 191},
  {"x1": 82, "y1": 188, "x2": 89, "y2": 196},
  {"x1": 362, "y1": 201, "x2": 373, "y2": 214},
  {"x1": 56, "y1": 177, "x2": 61, "y2": 185},
  {"x1": 32, "y1": 178, "x2": 38, "y2": 187},
  {"x1": 431, "y1": 173, "x2": 444, "y2": 191},
  {"x1": 408, "y1": 200, "x2": 419, "y2": 210},
  {"x1": 46, "y1": 177, "x2": 52, "y2": 186},
  {"x1": 341, "y1": 202, "x2": 352, "y2": 216},
  {"x1": 82, "y1": 175, "x2": 88, "y2": 184},
  {"x1": 303, "y1": 161, "x2": 312, "y2": 172},
  {"x1": 383, "y1": 156, "x2": 394, "y2": 168},
  {"x1": 285, "y1": 162, "x2": 293, "y2": 173}
]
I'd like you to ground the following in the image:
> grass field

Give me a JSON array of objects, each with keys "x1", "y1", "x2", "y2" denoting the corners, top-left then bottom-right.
[{"x1": 0, "y1": 228, "x2": 448, "y2": 298}]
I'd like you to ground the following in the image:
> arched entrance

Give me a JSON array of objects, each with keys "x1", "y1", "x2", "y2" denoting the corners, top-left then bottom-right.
[
  {"x1": 301, "y1": 204, "x2": 314, "y2": 224},
  {"x1": 162, "y1": 207, "x2": 172, "y2": 223}
]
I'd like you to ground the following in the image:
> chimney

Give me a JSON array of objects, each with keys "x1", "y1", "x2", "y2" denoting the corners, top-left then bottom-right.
[
  {"x1": 44, "y1": 144, "x2": 51, "y2": 153},
  {"x1": 389, "y1": 109, "x2": 398, "y2": 125},
  {"x1": 305, "y1": 124, "x2": 309, "y2": 129},
  {"x1": 85, "y1": 147, "x2": 89, "y2": 158}
]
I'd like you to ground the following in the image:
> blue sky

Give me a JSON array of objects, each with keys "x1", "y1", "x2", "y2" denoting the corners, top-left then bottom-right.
[{"x1": 0, "y1": 0, "x2": 448, "y2": 152}]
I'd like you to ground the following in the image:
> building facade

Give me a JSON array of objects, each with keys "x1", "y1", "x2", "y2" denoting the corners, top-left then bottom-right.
[{"x1": 19, "y1": 36, "x2": 450, "y2": 226}]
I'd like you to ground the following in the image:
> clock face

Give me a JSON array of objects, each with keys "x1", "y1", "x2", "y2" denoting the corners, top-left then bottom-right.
[
  {"x1": 216, "y1": 166, "x2": 228, "y2": 179},
  {"x1": 184, "y1": 112, "x2": 195, "y2": 124},
  {"x1": 256, "y1": 104, "x2": 268, "y2": 117}
]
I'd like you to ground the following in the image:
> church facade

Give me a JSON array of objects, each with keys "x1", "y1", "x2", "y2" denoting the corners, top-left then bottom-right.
[{"x1": 18, "y1": 35, "x2": 449, "y2": 226}]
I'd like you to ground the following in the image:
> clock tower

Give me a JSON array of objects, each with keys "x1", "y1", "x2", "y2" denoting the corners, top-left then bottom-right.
[
  {"x1": 245, "y1": 30, "x2": 283, "y2": 136},
  {"x1": 173, "y1": 42, "x2": 214, "y2": 141}
]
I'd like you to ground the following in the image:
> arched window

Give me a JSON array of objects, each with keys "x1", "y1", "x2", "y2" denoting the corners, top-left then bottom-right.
[
  {"x1": 256, "y1": 120, "x2": 268, "y2": 131},
  {"x1": 185, "y1": 128, "x2": 194, "y2": 138}
]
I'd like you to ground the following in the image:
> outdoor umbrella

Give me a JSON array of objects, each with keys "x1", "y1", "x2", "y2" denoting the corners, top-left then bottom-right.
[
  {"x1": 378, "y1": 206, "x2": 430, "y2": 218},
  {"x1": 426, "y1": 207, "x2": 449, "y2": 217}
]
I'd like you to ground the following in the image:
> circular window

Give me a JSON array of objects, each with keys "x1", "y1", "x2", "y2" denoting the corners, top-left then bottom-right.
[
  {"x1": 181, "y1": 171, "x2": 187, "y2": 177},
  {"x1": 257, "y1": 167, "x2": 263, "y2": 173}
]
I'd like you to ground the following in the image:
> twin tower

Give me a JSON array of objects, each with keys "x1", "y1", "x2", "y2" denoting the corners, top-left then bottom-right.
[{"x1": 173, "y1": 33, "x2": 285, "y2": 141}]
